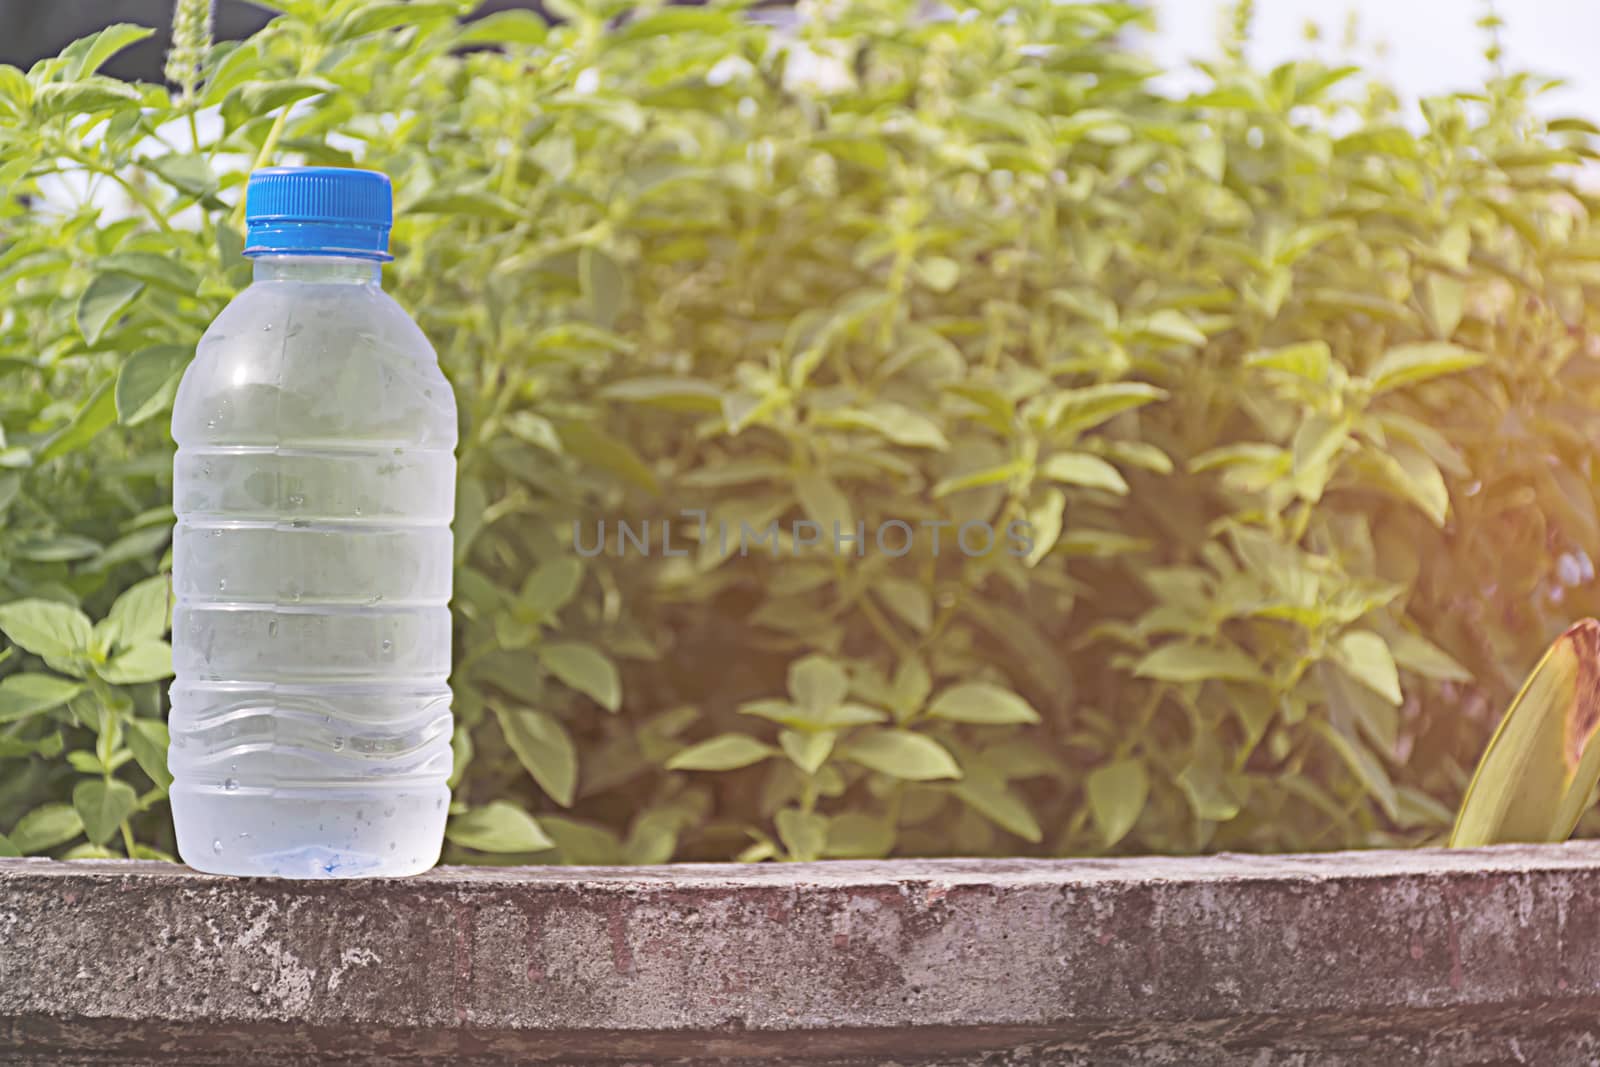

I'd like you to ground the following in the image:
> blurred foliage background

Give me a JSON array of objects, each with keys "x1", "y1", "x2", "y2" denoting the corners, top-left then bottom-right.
[{"x1": 3, "y1": 0, "x2": 1600, "y2": 864}]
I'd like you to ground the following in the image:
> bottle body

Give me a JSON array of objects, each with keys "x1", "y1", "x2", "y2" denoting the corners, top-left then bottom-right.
[{"x1": 168, "y1": 256, "x2": 457, "y2": 878}]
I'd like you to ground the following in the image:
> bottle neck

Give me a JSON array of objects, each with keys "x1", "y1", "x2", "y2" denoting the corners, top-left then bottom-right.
[{"x1": 251, "y1": 255, "x2": 382, "y2": 285}]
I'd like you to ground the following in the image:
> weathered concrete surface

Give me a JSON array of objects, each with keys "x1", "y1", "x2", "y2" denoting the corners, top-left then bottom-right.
[{"x1": 5, "y1": 845, "x2": 1600, "y2": 1064}]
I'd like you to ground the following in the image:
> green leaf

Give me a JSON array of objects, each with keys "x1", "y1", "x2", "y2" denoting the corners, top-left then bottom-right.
[
  {"x1": 0, "y1": 673, "x2": 83, "y2": 724},
  {"x1": 457, "y1": 9, "x2": 549, "y2": 46},
  {"x1": 497, "y1": 706, "x2": 578, "y2": 806},
  {"x1": 0, "y1": 600, "x2": 94, "y2": 659},
  {"x1": 927, "y1": 682, "x2": 1041, "y2": 724},
  {"x1": 666, "y1": 733, "x2": 777, "y2": 771},
  {"x1": 96, "y1": 641, "x2": 174, "y2": 686},
  {"x1": 33, "y1": 79, "x2": 142, "y2": 118},
  {"x1": 890, "y1": 657, "x2": 933, "y2": 718},
  {"x1": 1134, "y1": 642, "x2": 1263, "y2": 683},
  {"x1": 333, "y1": 1, "x2": 460, "y2": 40},
  {"x1": 98, "y1": 252, "x2": 201, "y2": 294},
  {"x1": 1040, "y1": 452, "x2": 1128, "y2": 494},
  {"x1": 917, "y1": 256, "x2": 960, "y2": 292},
  {"x1": 446, "y1": 801, "x2": 555, "y2": 853},
  {"x1": 77, "y1": 274, "x2": 144, "y2": 346},
  {"x1": 1087, "y1": 759, "x2": 1148, "y2": 846},
  {"x1": 63, "y1": 23, "x2": 155, "y2": 78},
  {"x1": 1314, "y1": 721, "x2": 1400, "y2": 821},
  {"x1": 1024, "y1": 487, "x2": 1065, "y2": 566},
  {"x1": 63, "y1": 843, "x2": 121, "y2": 860},
  {"x1": 554, "y1": 421, "x2": 658, "y2": 494},
  {"x1": 1138, "y1": 309, "x2": 1207, "y2": 346},
  {"x1": 234, "y1": 77, "x2": 338, "y2": 115},
  {"x1": 1425, "y1": 275, "x2": 1465, "y2": 337},
  {"x1": 774, "y1": 807, "x2": 828, "y2": 862},
  {"x1": 127, "y1": 719, "x2": 172, "y2": 792},
  {"x1": 1335, "y1": 629, "x2": 1403, "y2": 706},
  {"x1": 0, "y1": 834, "x2": 17, "y2": 858},
  {"x1": 858, "y1": 403, "x2": 948, "y2": 449},
  {"x1": 955, "y1": 777, "x2": 1042, "y2": 842},
  {"x1": 104, "y1": 575, "x2": 173, "y2": 651},
  {"x1": 538, "y1": 641, "x2": 621, "y2": 711},
  {"x1": 1387, "y1": 629, "x2": 1473, "y2": 683},
  {"x1": 795, "y1": 471, "x2": 853, "y2": 536},
  {"x1": 39, "y1": 381, "x2": 118, "y2": 462},
  {"x1": 144, "y1": 154, "x2": 218, "y2": 198},
  {"x1": 10, "y1": 802, "x2": 84, "y2": 853},
  {"x1": 0, "y1": 65, "x2": 27, "y2": 113},
  {"x1": 0, "y1": 732, "x2": 64, "y2": 760},
  {"x1": 842, "y1": 728, "x2": 962, "y2": 781},
  {"x1": 406, "y1": 187, "x2": 522, "y2": 219},
  {"x1": 824, "y1": 812, "x2": 895, "y2": 858},
  {"x1": 73, "y1": 779, "x2": 137, "y2": 847},
  {"x1": 14, "y1": 535, "x2": 103, "y2": 563},
  {"x1": 873, "y1": 576, "x2": 932, "y2": 633},
  {"x1": 601, "y1": 377, "x2": 723, "y2": 413},
  {"x1": 1051, "y1": 382, "x2": 1169, "y2": 435},
  {"x1": 580, "y1": 245, "x2": 627, "y2": 329},
  {"x1": 1177, "y1": 757, "x2": 1241, "y2": 822},
  {"x1": 86, "y1": 525, "x2": 172, "y2": 574},
  {"x1": 1368, "y1": 342, "x2": 1486, "y2": 394},
  {"x1": 789, "y1": 654, "x2": 848, "y2": 716},
  {"x1": 779, "y1": 729, "x2": 835, "y2": 774},
  {"x1": 1245, "y1": 340, "x2": 1332, "y2": 383},
  {"x1": 932, "y1": 460, "x2": 1027, "y2": 498},
  {"x1": 521, "y1": 559, "x2": 583, "y2": 620},
  {"x1": 1360, "y1": 441, "x2": 1450, "y2": 526}
]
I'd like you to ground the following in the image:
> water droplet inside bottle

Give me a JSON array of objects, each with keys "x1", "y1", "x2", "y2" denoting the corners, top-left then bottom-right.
[
  {"x1": 212, "y1": 839, "x2": 223, "y2": 855},
  {"x1": 224, "y1": 778, "x2": 238, "y2": 791},
  {"x1": 217, "y1": 578, "x2": 227, "y2": 592},
  {"x1": 381, "y1": 639, "x2": 393, "y2": 654},
  {"x1": 202, "y1": 463, "x2": 212, "y2": 476},
  {"x1": 435, "y1": 798, "x2": 444, "y2": 810},
  {"x1": 266, "y1": 620, "x2": 278, "y2": 637},
  {"x1": 262, "y1": 323, "x2": 272, "y2": 332},
  {"x1": 389, "y1": 842, "x2": 397, "y2": 851},
  {"x1": 288, "y1": 493, "x2": 304, "y2": 506},
  {"x1": 206, "y1": 419, "x2": 217, "y2": 430},
  {"x1": 332, "y1": 736, "x2": 345, "y2": 751}
]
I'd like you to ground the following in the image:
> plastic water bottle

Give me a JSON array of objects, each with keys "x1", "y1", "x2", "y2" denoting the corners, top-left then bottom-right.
[{"x1": 168, "y1": 167, "x2": 457, "y2": 878}]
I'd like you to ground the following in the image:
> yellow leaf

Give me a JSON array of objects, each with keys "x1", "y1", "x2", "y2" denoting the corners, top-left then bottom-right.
[{"x1": 1450, "y1": 619, "x2": 1600, "y2": 847}]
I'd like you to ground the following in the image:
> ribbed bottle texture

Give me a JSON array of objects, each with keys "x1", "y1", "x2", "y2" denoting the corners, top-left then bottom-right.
[{"x1": 168, "y1": 257, "x2": 456, "y2": 878}]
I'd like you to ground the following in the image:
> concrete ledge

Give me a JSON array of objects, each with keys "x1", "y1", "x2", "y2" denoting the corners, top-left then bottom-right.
[{"x1": 5, "y1": 846, "x2": 1600, "y2": 1064}]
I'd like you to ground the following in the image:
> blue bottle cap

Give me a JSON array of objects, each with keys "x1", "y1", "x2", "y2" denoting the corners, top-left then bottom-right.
[{"x1": 243, "y1": 166, "x2": 394, "y2": 261}]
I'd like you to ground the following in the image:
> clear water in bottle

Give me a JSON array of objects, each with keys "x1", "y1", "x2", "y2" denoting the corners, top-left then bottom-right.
[{"x1": 168, "y1": 167, "x2": 457, "y2": 878}]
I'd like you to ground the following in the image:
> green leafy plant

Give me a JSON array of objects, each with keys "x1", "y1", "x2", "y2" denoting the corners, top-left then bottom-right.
[
  {"x1": 0, "y1": 577, "x2": 174, "y2": 858},
  {"x1": 3, "y1": 0, "x2": 1600, "y2": 863}
]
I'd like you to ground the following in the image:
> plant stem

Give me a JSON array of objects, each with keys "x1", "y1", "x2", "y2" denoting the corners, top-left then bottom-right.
[
  {"x1": 72, "y1": 157, "x2": 179, "y2": 236},
  {"x1": 230, "y1": 107, "x2": 292, "y2": 229}
]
